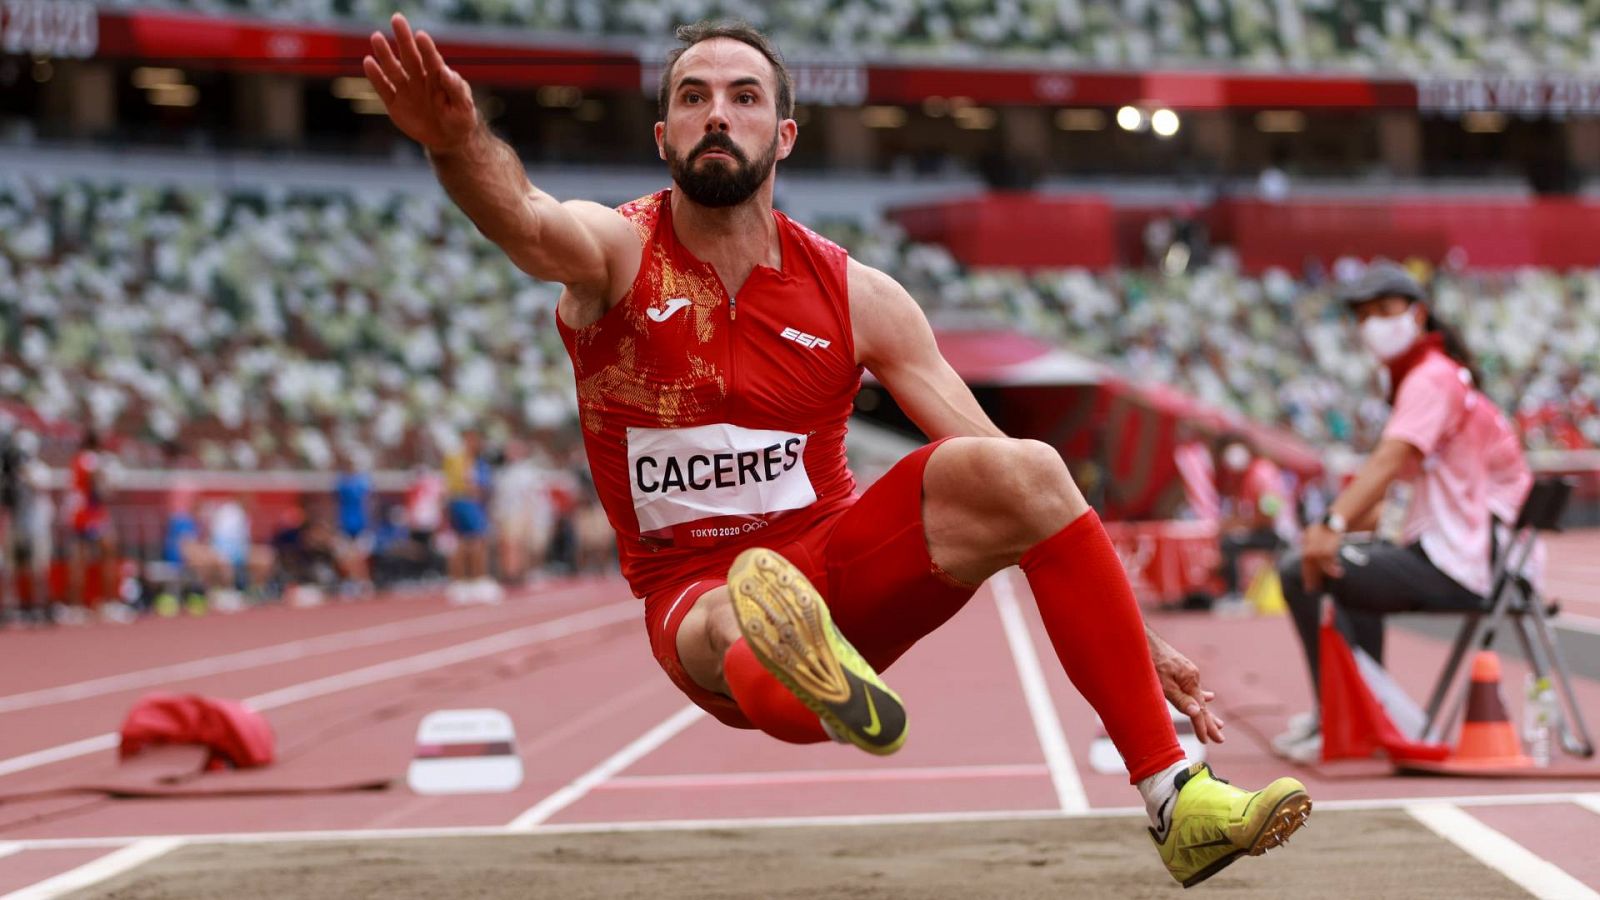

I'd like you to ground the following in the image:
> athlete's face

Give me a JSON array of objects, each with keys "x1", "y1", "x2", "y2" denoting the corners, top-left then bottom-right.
[{"x1": 656, "y1": 39, "x2": 797, "y2": 208}]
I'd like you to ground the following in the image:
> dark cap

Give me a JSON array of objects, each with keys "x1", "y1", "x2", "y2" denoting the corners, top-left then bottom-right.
[{"x1": 1336, "y1": 260, "x2": 1425, "y2": 307}]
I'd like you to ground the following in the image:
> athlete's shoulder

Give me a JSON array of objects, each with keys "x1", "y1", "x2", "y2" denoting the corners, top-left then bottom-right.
[
  {"x1": 614, "y1": 190, "x2": 670, "y2": 243},
  {"x1": 776, "y1": 210, "x2": 849, "y2": 262}
]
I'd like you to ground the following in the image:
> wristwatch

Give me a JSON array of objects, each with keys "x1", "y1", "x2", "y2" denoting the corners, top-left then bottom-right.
[{"x1": 1321, "y1": 511, "x2": 1348, "y2": 535}]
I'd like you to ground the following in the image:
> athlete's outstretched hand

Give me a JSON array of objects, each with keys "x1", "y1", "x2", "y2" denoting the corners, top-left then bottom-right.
[
  {"x1": 1146, "y1": 627, "x2": 1226, "y2": 744},
  {"x1": 363, "y1": 13, "x2": 477, "y2": 153}
]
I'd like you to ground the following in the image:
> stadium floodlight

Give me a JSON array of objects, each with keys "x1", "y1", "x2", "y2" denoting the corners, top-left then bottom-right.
[
  {"x1": 1055, "y1": 109, "x2": 1106, "y2": 131},
  {"x1": 132, "y1": 67, "x2": 185, "y2": 89},
  {"x1": 1462, "y1": 111, "x2": 1508, "y2": 133},
  {"x1": 1255, "y1": 110, "x2": 1307, "y2": 133},
  {"x1": 861, "y1": 106, "x2": 908, "y2": 128},
  {"x1": 1151, "y1": 108, "x2": 1180, "y2": 137},
  {"x1": 952, "y1": 106, "x2": 997, "y2": 130},
  {"x1": 147, "y1": 84, "x2": 199, "y2": 107},
  {"x1": 332, "y1": 77, "x2": 379, "y2": 100},
  {"x1": 1116, "y1": 105, "x2": 1143, "y2": 131}
]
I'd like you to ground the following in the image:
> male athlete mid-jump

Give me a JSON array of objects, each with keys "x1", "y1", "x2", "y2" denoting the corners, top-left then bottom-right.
[{"x1": 365, "y1": 15, "x2": 1309, "y2": 886}]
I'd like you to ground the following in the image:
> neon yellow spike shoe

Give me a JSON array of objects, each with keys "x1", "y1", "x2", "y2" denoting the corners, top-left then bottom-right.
[
  {"x1": 1153, "y1": 762, "x2": 1312, "y2": 888},
  {"x1": 727, "y1": 547, "x2": 908, "y2": 756}
]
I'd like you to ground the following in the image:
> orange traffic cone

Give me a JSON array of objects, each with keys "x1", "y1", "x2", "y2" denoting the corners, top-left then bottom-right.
[
  {"x1": 1403, "y1": 651, "x2": 1533, "y2": 774},
  {"x1": 1449, "y1": 651, "x2": 1534, "y2": 768}
]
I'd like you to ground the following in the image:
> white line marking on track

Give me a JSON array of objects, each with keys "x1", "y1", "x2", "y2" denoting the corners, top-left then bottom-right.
[
  {"x1": 0, "y1": 584, "x2": 596, "y2": 715},
  {"x1": 992, "y1": 571, "x2": 1089, "y2": 814},
  {"x1": 1554, "y1": 613, "x2": 1600, "y2": 637},
  {"x1": 6, "y1": 791, "x2": 1600, "y2": 851},
  {"x1": 506, "y1": 704, "x2": 703, "y2": 830},
  {"x1": 1407, "y1": 803, "x2": 1599, "y2": 900},
  {"x1": 0, "y1": 600, "x2": 639, "y2": 781},
  {"x1": 597, "y1": 764, "x2": 1051, "y2": 790},
  {"x1": 0, "y1": 735, "x2": 121, "y2": 780},
  {"x1": 1576, "y1": 796, "x2": 1600, "y2": 817},
  {"x1": 0, "y1": 838, "x2": 185, "y2": 900},
  {"x1": 0, "y1": 843, "x2": 20, "y2": 861}
]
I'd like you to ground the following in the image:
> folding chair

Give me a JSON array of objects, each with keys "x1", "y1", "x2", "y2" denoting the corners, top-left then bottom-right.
[{"x1": 1419, "y1": 477, "x2": 1595, "y2": 758}]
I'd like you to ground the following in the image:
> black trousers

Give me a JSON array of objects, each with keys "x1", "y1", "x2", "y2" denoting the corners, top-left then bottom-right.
[
  {"x1": 1279, "y1": 540, "x2": 1484, "y2": 693},
  {"x1": 1220, "y1": 527, "x2": 1281, "y2": 594}
]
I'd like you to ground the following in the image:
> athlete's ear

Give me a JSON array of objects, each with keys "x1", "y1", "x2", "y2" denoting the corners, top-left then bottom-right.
[
  {"x1": 775, "y1": 117, "x2": 797, "y2": 162},
  {"x1": 654, "y1": 121, "x2": 666, "y2": 161}
]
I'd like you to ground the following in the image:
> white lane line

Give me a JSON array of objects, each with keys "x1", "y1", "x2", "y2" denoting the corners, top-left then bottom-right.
[
  {"x1": 1553, "y1": 613, "x2": 1600, "y2": 637},
  {"x1": 8, "y1": 791, "x2": 1600, "y2": 852},
  {"x1": 597, "y1": 764, "x2": 1050, "y2": 790},
  {"x1": 1407, "y1": 803, "x2": 1600, "y2": 900},
  {"x1": 506, "y1": 704, "x2": 703, "y2": 830},
  {"x1": 0, "y1": 843, "x2": 20, "y2": 860},
  {"x1": 0, "y1": 735, "x2": 122, "y2": 780},
  {"x1": 0, "y1": 600, "x2": 639, "y2": 781},
  {"x1": 0, "y1": 583, "x2": 598, "y2": 714},
  {"x1": 0, "y1": 838, "x2": 185, "y2": 900},
  {"x1": 1576, "y1": 796, "x2": 1600, "y2": 817},
  {"x1": 992, "y1": 571, "x2": 1089, "y2": 814}
]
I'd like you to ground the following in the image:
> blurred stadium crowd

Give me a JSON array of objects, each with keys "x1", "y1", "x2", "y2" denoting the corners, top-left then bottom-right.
[
  {"x1": 94, "y1": 0, "x2": 1592, "y2": 73},
  {"x1": 5, "y1": 0, "x2": 1600, "y2": 625},
  {"x1": 4, "y1": 174, "x2": 1596, "y2": 473}
]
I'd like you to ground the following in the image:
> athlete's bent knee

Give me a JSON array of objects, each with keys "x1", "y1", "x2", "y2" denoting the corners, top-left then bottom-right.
[{"x1": 991, "y1": 439, "x2": 1087, "y2": 523}]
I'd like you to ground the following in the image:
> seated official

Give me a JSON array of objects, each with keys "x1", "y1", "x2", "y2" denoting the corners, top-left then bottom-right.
[{"x1": 1273, "y1": 262, "x2": 1531, "y2": 762}]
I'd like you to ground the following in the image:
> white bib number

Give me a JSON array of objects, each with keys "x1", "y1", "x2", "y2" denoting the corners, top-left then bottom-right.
[{"x1": 626, "y1": 424, "x2": 815, "y2": 534}]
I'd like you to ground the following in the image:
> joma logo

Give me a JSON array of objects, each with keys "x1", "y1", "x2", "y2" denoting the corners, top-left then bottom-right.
[{"x1": 780, "y1": 327, "x2": 831, "y2": 350}]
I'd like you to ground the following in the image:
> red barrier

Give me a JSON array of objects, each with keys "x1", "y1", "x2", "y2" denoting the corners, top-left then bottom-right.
[
  {"x1": 900, "y1": 196, "x2": 1600, "y2": 271},
  {"x1": 1103, "y1": 520, "x2": 1221, "y2": 607},
  {"x1": 889, "y1": 194, "x2": 1117, "y2": 270},
  {"x1": 1215, "y1": 197, "x2": 1600, "y2": 272}
]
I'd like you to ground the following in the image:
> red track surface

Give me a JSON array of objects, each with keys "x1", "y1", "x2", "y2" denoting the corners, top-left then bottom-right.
[{"x1": 1, "y1": 534, "x2": 1598, "y2": 896}]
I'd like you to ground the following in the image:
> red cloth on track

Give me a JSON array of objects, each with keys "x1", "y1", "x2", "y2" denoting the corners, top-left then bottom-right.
[{"x1": 119, "y1": 693, "x2": 276, "y2": 771}]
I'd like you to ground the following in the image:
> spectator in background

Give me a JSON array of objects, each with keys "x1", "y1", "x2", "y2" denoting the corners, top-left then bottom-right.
[
  {"x1": 491, "y1": 439, "x2": 543, "y2": 585},
  {"x1": 1172, "y1": 425, "x2": 1219, "y2": 522},
  {"x1": 333, "y1": 454, "x2": 375, "y2": 594},
  {"x1": 162, "y1": 489, "x2": 225, "y2": 615},
  {"x1": 371, "y1": 503, "x2": 436, "y2": 587},
  {"x1": 406, "y1": 463, "x2": 445, "y2": 564},
  {"x1": 1, "y1": 426, "x2": 24, "y2": 623},
  {"x1": 271, "y1": 502, "x2": 347, "y2": 605},
  {"x1": 1273, "y1": 262, "x2": 1532, "y2": 763},
  {"x1": 15, "y1": 433, "x2": 53, "y2": 625},
  {"x1": 443, "y1": 429, "x2": 499, "y2": 604},
  {"x1": 64, "y1": 430, "x2": 120, "y2": 622},
  {"x1": 1214, "y1": 434, "x2": 1293, "y2": 603},
  {"x1": 208, "y1": 495, "x2": 276, "y2": 606}
]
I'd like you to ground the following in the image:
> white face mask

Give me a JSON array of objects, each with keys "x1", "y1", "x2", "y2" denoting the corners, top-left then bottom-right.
[
  {"x1": 1222, "y1": 444, "x2": 1251, "y2": 472},
  {"x1": 1359, "y1": 310, "x2": 1421, "y2": 361}
]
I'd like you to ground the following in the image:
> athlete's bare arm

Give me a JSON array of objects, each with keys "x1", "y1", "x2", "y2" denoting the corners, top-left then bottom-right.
[
  {"x1": 363, "y1": 13, "x2": 638, "y2": 318},
  {"x1": 848, "y1": 259, "x2": 1005, "y2": 440}
]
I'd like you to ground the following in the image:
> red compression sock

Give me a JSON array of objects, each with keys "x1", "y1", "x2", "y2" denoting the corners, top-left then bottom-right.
[
  {"x1": 723, "y1": 638, "x2": 829, "y2": 745},
  {"x1": 1020, "y1": 510, "x2": 1185, "y2": 783}
]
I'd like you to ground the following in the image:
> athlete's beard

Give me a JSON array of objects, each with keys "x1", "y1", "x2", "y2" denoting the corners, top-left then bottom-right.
[{"x1": 665, "y1": 129, "x2": 779, "y2": 209}]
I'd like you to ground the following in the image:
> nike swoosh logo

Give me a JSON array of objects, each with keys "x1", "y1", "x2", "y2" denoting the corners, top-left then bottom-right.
[
  {"x1": 861, "y1": 685, "x2": 883, "y2": 737},
  {"x1": 1179, "y1": 837, "x2": 1236, "y2": 851},
  {"x1": 646, "y1": 297, "x2": 692, "y2": 323}
]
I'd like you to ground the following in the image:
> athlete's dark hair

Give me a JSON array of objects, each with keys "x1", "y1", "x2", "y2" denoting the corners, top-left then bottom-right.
[{"x1": 657, "y1": 21, "x2": 794, "y2": 120}]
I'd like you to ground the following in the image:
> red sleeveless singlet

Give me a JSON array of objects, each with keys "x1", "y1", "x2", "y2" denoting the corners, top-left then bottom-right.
[{"x1": 556, "y1": 190, "x2": 861, "y2": 598}]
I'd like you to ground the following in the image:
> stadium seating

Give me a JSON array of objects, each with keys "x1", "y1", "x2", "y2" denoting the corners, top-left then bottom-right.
[
  {"x1": 3, "y1": 175, "x2": 1595, "y2": 473},
  {"x1": 831, "y1": 217, "x2": 1600, "y2": 452},
  {"x1": 93, "y1": 0, "x2": 1600, "y2": 73},
  {"x1": 0, "y1": 176, "x2": 575, "y2": 469}
]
